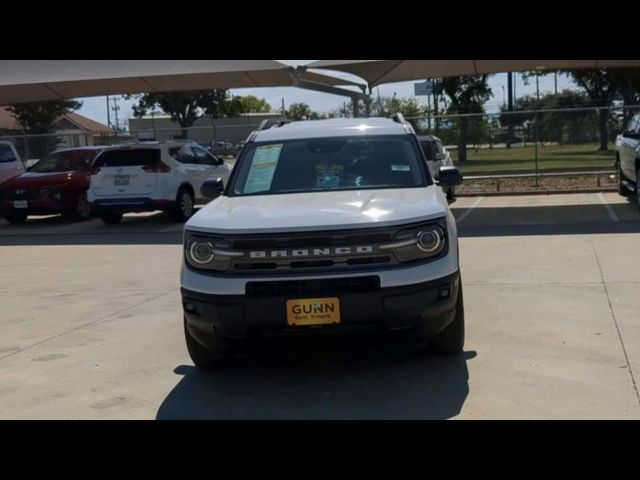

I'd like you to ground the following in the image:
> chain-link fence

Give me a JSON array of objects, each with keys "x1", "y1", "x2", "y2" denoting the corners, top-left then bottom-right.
[
  {"x1": 0, "y1": 122, "x2": 266, "y2": 165},
  {"x1": 407, "y1": 105, "x2": 640, "y2": 177}
]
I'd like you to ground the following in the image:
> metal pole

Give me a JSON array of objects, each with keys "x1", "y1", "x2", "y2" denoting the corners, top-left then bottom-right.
[
  {"x1": 507, "y1": 73, "x2": 513, "y2": 149},
  {"x1": 534, "y1": 74, "x2": 540, "y2": 187}
]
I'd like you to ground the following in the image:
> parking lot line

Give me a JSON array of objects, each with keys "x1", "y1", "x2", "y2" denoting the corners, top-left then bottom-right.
[
  {"x1": 597, "y1": 193, "x2": 619, "y2": 222},
  {"x1": 456, "y1": 196, "x2": 484, "y2": 224}
]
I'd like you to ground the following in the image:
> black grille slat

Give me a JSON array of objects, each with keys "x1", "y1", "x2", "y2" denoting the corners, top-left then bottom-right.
[{"x1": 246, "y1": 276, "x2": 380, "y2": 298}]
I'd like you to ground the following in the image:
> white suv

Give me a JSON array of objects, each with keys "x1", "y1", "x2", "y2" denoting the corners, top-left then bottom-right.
[
  {"x1": 88, "y1": 141, "x2": 231, "y2": 224},
  {"x1": 180, "y1": 116, "x2": 465, "y2": 368}
]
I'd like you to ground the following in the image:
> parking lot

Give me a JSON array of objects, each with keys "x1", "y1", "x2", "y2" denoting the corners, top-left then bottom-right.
[{"x1": 1, "y1": 191, "x2": 639, "y2": 419}]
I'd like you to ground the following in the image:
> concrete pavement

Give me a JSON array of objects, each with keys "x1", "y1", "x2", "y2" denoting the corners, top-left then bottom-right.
[{"x1": 0, "y1": 193, "x2": 639, "y2": 419}]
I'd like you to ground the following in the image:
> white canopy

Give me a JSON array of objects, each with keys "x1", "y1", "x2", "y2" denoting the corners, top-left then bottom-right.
[
  {"x1": 307, "y1": 60, "x2": 640, "y2": 87},
  {"x1": 0, "y1": 60, "x2": 364, "y2": 105}
]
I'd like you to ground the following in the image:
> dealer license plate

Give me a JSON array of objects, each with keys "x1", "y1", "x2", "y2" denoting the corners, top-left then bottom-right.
[{"x1": 286, "y1": 297, "x2": 341, "y2": 326}]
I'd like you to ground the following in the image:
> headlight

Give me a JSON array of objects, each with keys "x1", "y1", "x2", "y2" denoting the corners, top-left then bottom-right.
[
  {"x1": 380, "y1": 221, "x2": 447, "y2": 263},
  {"x1": 416, "y1": 228, "x2": 444, "y2": 253},
  {"x1": 188, "y1": 240, "x2": 215, "y2": 265},
  {"x1": 184, "y1": 233, "x2": 238, "y2": 272}
]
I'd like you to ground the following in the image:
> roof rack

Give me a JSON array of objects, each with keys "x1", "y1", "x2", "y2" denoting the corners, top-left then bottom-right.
[
  {"x1": 257, "y1": 119, "x2": 270, "y2": 131},
  {"x1": 392, "y1": 113, "x2": 406, "y2": 124},
  {"x1": 270, "y1": 120, "x2": 290, "y2": 129},
  {"x1": 391, "y1": 112, "x2": 414, "y2": 134}
]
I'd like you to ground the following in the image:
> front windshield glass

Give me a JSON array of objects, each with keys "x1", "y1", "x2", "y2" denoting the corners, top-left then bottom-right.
[
  {"x1": 230, "y1": 135, "x2": 428, "y2": 196},
  {"x1": 30, "y1": 149, "x2": 101, "y2": 173}
]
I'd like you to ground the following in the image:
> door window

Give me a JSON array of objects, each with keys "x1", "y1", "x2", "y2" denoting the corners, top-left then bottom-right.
[{"x1": 0, "y1": 144, "x2": 17, "y2": 163}]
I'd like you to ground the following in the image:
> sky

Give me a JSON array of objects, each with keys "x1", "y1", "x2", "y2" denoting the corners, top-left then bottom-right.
[{"x1": 76, "y1": 61, "x2": 576, "y2": 129}]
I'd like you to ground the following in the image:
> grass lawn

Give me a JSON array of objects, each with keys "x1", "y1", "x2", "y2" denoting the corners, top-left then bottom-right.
[{"x1": 451, "y1": 143, "x2": 617, "y2": 175}]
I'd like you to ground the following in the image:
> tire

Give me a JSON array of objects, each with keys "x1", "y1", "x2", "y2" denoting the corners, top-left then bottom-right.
[
  {"x1": 64, "y1": 192, "x2": 92, "y2": 221},
  {"x1": 171, "y1": 187, "x2": 195, "y2": 222},
  {"x1": 184, "y1": 317, "x2": 230, "y2": 369},
  {"x1": 430, "y1": 284, "x2": 465, "y2": 355},
  {"x1": 4, "y1": 212, "x2": 28, "y2": 224},
  {"x1": 617, "y1": 160, "x2": 631, "y2": 197},
  {"x1": 100, "y1": 212, "x2": 123, "y2": 225}
]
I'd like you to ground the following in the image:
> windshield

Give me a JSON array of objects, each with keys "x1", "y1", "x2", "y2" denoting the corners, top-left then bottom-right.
[
  {"x1": 30, "y1": 149, "x2": 101, "y2": 173},
  {"x1": 230, "y1": 135, "x2": 429, "y2": 196}
]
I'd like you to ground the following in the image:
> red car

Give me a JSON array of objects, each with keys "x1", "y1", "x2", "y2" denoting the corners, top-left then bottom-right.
[{"x1": 0, "y1": 146, "x2": 105, "y2": 224}]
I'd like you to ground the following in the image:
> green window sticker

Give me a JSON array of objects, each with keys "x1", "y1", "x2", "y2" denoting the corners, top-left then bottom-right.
[
  {"x1": 391, "y1": 165, "x2": 411, "y2": 172},
  {"x1": 244, "y1": 144, "x2": 283, "y2": 193}
]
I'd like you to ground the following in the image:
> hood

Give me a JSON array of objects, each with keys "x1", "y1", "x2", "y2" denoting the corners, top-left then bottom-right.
[
  {"x1": 0, "y1": 171, "x2": 88, "y2": 190},
  {"x1": 186, "y1": 186, "x2": 448, "y2": 234}
]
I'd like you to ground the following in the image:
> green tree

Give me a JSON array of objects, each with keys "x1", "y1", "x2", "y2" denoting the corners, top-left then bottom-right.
[
  {"x1": 568, "y1": 69, "x2": 618, "y2": 151},
  {"x1": 228, "y1": 95, "x2": 272, "y2": 114},
  {"x1": 441, "y1": 75, "x2": 492, "y2": 162},
  {"x1": 128, "y1": 90, "x2": 231, "y2": 139},
  {"x1": 286, "y1": 102, "x2": 319, "y2": 120},
  {"x1": 7, "y1": 99, "x2": 83, "y2": 159},
  {"x1": 609, "y1": 68, "x2": 640, "y2": 125}
]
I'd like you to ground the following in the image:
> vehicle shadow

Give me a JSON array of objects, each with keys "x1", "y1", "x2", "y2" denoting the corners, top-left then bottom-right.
[{"x1": 156, "y1": 340, "x2": 476, "y2": 420}]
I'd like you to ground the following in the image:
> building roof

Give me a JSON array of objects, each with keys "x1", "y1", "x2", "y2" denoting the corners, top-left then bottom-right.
[
  {"x1": 0, "y1": 106, "x2": 111, "y2": 133},
  {"x1": 253, "y1": 117, "x2": 411, "y2": 142},
  {"x1": 63, "y1": 112, "x2": 112, "y2": 133}
]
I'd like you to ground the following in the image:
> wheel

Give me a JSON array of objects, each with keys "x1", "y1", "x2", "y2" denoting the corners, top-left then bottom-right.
[
  {"x1": 171, "y1": 187, "x2": 195, "y2": 222},
  {"x1": 184, "y1": 317, "x2": 230, "y2": 369},
  {"x1": 617, "y1": 160, "x2": 631, "y2": 197},
  {"x1": 430, "y1": 284, "x2": 465, "y2": 355},
  {"x1": 4, "y1": 212, "x2": 28, "y2": 224},
  {"x1": 64, "y1": 192, "x2": 92, "y2": 221},
  {"x1": 100, "y1": 212, "x2": 123, "y2": 225}
]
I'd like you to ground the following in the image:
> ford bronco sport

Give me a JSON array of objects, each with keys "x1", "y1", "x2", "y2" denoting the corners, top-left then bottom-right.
[{"x1": 181, "y1": 115, "x2": 465, "y2": 368}]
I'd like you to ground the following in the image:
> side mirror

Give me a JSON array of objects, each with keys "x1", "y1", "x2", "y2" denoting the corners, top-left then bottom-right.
[
  {"x1": 438, "y1": 166, "x2": 463, "y2": 187},
  {"x1": 201, "y1": 177, "x2": 224, "y2": 199},
  {"x1": 435, "y1": 152, "x2": 447, "y2": 161}
]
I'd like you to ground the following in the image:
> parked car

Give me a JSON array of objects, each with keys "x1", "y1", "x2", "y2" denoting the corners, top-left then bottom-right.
[
  {"x1": 180, "y1": 115, "x2": 465, "y2": 368},
  {"x1": 88, "y1": 141, "x2": 231, "y2": 224},
  {"x1": 209, "y1": 141, "x2": 240, "y2": 157},
  {"x1": 0, "y1": 141, "x2": 26, "y2": 186},
  {"x1": 616, "y1": 111, "x2": 640, "y2": 208},
  {"x1": 0, "y1": 146, "x2": 105, "y2": 224},
  {"x1": 418, "y1": 135, "x2": 456, "y2": 201}
]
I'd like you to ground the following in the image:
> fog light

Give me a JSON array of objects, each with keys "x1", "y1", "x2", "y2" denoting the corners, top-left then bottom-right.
[
  {"x1": 439, "y1": 288, "x2": 450, "y2": 299},
  {"x1": 184, "y1": 302, "x2": 197, "y2": 313}
]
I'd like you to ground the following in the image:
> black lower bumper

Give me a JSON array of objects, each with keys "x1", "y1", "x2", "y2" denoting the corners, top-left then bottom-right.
[
  {"x1": 92, "y1": 198, "x2": 171, "y2": 214},
  {"x1": 182, "y1": 272, "x2": 460, "y2": 348}
]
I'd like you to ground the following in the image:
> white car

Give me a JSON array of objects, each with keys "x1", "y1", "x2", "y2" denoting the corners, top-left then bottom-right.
[
  {"x1": 180, "y1": 115, "x2": 465, "y2": 368},
  {"x1": 0, "y1": 141, "x2": 26, "y2": 185},
  {"x1": 88, "y1": 141, "x2": 231, "y2": 224},
  {"x1": 418, "y1": 135, "x2": 456, "y2": 201}
]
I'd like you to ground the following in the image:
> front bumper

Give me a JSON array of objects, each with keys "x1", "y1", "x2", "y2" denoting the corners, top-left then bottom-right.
[
  {"x1": 92, "y1": 197, "x2": 172, "y2": 214},
  {"x1": 182, "y1": 271, "x2": 460, "y2": 347}
]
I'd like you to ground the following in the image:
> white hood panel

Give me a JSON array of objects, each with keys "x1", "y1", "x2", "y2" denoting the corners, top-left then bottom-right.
[{"x1": 186, "y1": 186, "x2": 449, "y2": 234}]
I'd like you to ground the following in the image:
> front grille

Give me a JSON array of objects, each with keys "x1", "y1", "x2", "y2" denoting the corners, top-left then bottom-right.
[
  {"x1": 0, "y1": 189, "x2": 39, "y2": 201},
  {"x1": 246, "y1": 276, "x2": 380, "y2": 298},
  {"x1": 226, "y1": 226, "x2": 400, "y2": 275}
]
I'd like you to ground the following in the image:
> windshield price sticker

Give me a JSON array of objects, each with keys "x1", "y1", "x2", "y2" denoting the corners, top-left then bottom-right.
[{"x1": 244, "y1": 144, "x2": 283, "y2": 193}]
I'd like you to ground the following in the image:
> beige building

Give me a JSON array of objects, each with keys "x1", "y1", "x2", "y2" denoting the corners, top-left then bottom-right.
[
  {"x1": 128, "y1": 112, "x2": 283, "y2": 146},
  {"x1": 0, "y1": 107, "x2": 112, "y2": 145}
]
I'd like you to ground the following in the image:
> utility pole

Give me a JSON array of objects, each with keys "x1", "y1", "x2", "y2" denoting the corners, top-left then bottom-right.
[
  {"x1": 554, "y1": 71, "x2": 558, "y2": 95},
  {"x1": 106, "y1": 95, "x2": 112, "y2": 131},
  {"x1": 111, "y1": 97, "x2": 120, "y2": 133}
]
